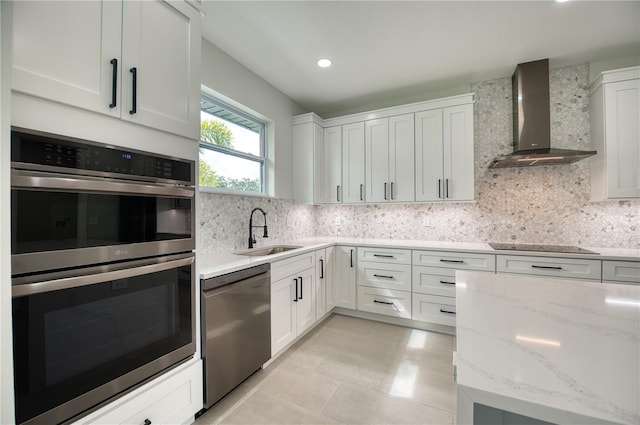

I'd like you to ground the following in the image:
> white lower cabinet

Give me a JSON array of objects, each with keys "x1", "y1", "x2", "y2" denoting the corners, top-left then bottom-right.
[
  {"x1": 357, "y1": 286, "x2": 412, "y2": 319},
  {"x1": 496, "y1": 255, "x2": 601, "y2": 281},
  {"x1": 271, "y1": 254, "x2": 317, "y2": 356},
  {"x1": 334, "y1": 246, "x2": 357, "y2": 309},
  {"x1": 412, "y1": 294, "x2": 456, "y2": 327},
  {"x1": 316, "y1": 247, "x2": 336, "y2": 317},
  {"x1": 72, "y1": 360, "x2": 202, "y2": 425},
  {"x1": 602, "y1": 260, "x2": 640, "y2": 284}
]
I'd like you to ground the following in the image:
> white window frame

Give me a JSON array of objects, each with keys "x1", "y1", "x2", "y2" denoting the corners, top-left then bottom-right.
[{"x1": 199, "y1": 94, "x2": 267, "y2": 195}]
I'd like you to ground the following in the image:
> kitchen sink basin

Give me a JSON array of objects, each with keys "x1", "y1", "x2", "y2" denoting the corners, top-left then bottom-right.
[{"x1": 235, "y1": 245, "x2": 302, "y2": 257}]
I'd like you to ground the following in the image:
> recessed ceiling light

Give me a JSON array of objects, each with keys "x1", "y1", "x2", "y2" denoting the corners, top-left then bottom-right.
[
  {"x1": 317, "y1": 58, "x2": 332, "y2": 68},
  {"x1": 555, "y1": 0, "x2": 569, "y2": 3}
]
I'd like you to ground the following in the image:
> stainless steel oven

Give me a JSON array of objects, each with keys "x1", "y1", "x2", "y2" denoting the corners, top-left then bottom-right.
[{"x1": 10, "y1": 128, "x2": 197, "y2": 425}]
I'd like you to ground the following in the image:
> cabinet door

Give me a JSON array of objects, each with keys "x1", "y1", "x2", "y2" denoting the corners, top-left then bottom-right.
[
  {"x1": 271, "y1": 277, "x2": 296, "y2": 355},
  {"x1": 365, "y1": 118, "x2": 390, "y2": 203},
  {"x1": 323, "y1": 126, "x2": 342, "y2": 204},
  {"x1": 415, "y1": 109, "x2": 444, "y2": 201},
  {"x1": 334, "y1": 246, "x2": 357, "y2": 309},
  {"x1": 315, "y1": 249, "x2": 327, "y2": 318},
  {"x1": 121, "y1": 0, "x2": 201, "y2": 140},
  {"x1": 12, "y1": 1, "x2": 122, "y2": 116},
  {"x1": 389, "y1": 114, "x2": 415, "y2": 202},
  {"x1": 313, "y1": 124, "x2": 325, "y2": 204},
  {"x1": 342, "y1": 122, "x2": 366, "y2": 203},
  {"x1": 295, "y1": 269, "x2": 316, "y2": 335},
  {"x1": 443, "y1": 104, "x2": 474, "y2": 201},
  {"x1": 324, "y1": 246, "x2": 336, "y2": 311},
  {"x1": 604, "y1": 79, "x2": 640, "y2": 198}
]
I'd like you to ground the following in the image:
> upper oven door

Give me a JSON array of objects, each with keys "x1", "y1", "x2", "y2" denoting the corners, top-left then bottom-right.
[{"x1": 11, "y1": 169, "x2": 194, "y2": 275}]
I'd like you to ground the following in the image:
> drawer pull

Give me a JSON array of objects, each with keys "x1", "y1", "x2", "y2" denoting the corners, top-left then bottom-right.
[
  {"x1": 439, "y1": 280, "x2": 456, "y2": 285},
  {"x1": 439, "y1": 308, "x2": 456, "y2": 315},
  {"x1": 374, "y1": 299, "x2": 394, "y2": 305},
  {"x1": 373, "y1": 274, "x2": 394, "y2": 279},
  {"x1": 531, "y1": 265, "x2": 563, "y2": 270},
  {"x1": 144, "y1": 420, "x2": 151, "y2": 425},
  {"x1": 374, "y1": 254, "x2": 395, "y2": 258},
  {"x1": 440, "y1": 259, "x2": 464, "y2": 264}
]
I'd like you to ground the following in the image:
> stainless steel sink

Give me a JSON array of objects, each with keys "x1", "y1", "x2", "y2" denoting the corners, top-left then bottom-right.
[{"x1": 235, "y1": 245, "x2": 302, "y2": 257}]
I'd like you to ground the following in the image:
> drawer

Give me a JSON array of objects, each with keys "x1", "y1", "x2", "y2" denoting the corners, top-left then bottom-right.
[
  {"x1": 271, "y1": 251, "x2": 316, "y2": 282},
  {"x1": 358, "y1": 247, "x2": 412, "y2": 264},
  {"x1": 603, "y1": 260, "x2": 640, "y2": 284},
  {"x1": 412, "y1": 294, "x2": 456, "y2": 327},
  {"x1": 357, "y1": 261, "x2": 412, "y2": 291},
  {"x1": 412, "y1": 266, "x2": 457, "y2": 297},
  {"x1": 412, "y1": 250, "x2": 495, "y2": 272},
  {"x1": 496, "y1": 255, "x2": 601, "y2": 280},
  {"x1": 356, "y1": 286, "x2": 411, "y2": 319}
]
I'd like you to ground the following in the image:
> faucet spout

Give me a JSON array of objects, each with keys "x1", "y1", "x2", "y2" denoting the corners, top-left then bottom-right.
[{"x1": 248, "y1": 207, "x2": 268, "y2": 249}]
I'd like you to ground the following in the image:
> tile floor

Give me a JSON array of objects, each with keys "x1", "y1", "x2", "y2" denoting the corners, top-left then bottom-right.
[{"x1": 194, "y1": 314, "x2": 457, "y2": 425}]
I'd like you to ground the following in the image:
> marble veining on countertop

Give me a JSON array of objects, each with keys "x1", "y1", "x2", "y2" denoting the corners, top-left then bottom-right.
[
  {"x1": 455, "y1": 271, "x2": 640, "y2": 425},
  {"x1": 198, "y1": 237, "x2": 639, "y2": 280}
]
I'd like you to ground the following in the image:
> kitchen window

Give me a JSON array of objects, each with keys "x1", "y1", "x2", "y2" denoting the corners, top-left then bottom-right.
[{"x1": 199, "y1": 95, "x2": 266, "y2": 194}]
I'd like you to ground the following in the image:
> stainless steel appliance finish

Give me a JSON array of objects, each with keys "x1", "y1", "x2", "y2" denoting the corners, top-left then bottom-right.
[
  {"x1": 489, "y1": 242, "x2": 599, "y2": 255},
  {"x1": 489, "y1": 59, "x2": 596, "y2": 168},
  {"x1": 11, "y1": 128, "x2": 195, "y2": 275},
  {"x1": 201, "y1": 263, "x2": 271, "y2": 408},
  {"x1": 10, "y1": 128, "x2": 197, "y2": 425}
]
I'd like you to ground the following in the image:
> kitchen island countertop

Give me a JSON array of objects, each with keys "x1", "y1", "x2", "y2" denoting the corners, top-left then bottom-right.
[{"x1": 455, "y1": 271, "x2": 640, "y2": 425}]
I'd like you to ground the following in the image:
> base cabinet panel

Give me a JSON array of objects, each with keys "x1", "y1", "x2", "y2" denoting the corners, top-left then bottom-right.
[
  {"x1": 72, "y1": 360, "x2": 202, "y2": 425},
  {"x1": 334, "y1": 246, "x2": 357, "y2": 309},
  {"x1": 357, "y1": 286, "x2": 411, "y2": 319},
  {"x1": 412, "y1": 294, "x2": 456, "y2": 327}
]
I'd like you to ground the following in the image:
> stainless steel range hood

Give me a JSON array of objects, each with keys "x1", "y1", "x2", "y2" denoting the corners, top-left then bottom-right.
[{"x1": 488, "y1": 59, "x2": 596, "y2": 168}]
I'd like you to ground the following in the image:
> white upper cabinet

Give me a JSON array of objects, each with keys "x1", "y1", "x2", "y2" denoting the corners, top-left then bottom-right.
[
  {"x1": 12, "y1": 0, "x2": 201, "y2": 140},
  {"x1": 365, "y1": 114, "x2": 415, "y2": 203},
  {"x1": 342, "y1": 122, "x2": 366, "y2": 203},
  {"x1": 416, "y1": 103, "x2": 474, "y2": 201},
  {"x1": 590, "y1": 67, "x2": 640, "y2": 200},
  {"x1": 323, "y1": 126, "x2": 343, "y2": 204},
  {"x1": 293, "y1": 119, "x2": 323, "y2": 204}
]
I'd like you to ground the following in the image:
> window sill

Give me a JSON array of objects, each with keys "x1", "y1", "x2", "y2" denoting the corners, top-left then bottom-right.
[{"x1": 198, "y1": 186, "x2": 271, "y2": 198}]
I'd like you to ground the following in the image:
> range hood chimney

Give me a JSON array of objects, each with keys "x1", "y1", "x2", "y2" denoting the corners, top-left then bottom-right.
[{"x1": 488, "y1": 59, "x2": 596, "y2": 168}]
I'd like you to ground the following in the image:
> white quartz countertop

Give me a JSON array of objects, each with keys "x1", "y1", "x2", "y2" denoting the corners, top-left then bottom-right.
[
  {"x1": 455, "y1": 271, "x2": 640, "y2": 425},
  {"x1": 198, "y1": 237, "x2": 639, "y2": 280}
]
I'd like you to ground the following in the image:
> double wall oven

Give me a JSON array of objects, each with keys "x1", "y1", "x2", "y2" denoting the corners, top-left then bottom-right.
[{"x1": 10, "y1": 128, "x2": 196, "y2": 425}]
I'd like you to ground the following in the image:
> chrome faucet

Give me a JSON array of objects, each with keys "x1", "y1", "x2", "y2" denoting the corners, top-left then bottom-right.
[{"x1": 248, "y1": 207, "x2": 268, "y2": 248}]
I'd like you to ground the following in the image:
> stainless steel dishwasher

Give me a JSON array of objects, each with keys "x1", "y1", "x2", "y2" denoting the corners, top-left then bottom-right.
[{"x1": 201, "y1": 263, "x2": 271, "y2": 408}]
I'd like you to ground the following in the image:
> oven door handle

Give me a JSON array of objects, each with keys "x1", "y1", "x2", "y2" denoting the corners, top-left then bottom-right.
[
  {"x1": 12, "y1": 255, "x2": 194, "y2": 297},
  {"x1": 11, "y1": 170, "x2": 194, "y2": 198}
]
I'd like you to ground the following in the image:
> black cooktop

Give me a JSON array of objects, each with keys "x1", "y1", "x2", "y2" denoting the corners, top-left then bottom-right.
[{"x1": 488, "y1": 242, "x2": 599, "y2": 255}]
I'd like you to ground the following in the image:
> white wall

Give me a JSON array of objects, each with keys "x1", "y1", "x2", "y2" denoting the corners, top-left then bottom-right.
[
  {"x1": 200, "y1": 39, "x2": 306, "y2": 199},
  {"x1": 0, "y1": 3, "x2": 15, "y2": 422}
]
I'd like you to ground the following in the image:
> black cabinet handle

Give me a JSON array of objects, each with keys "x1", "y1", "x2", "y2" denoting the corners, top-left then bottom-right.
[
  {"x1": 293, "y1": 278, "x2": 298, "y2": 302},
  {"x1": 350, "y1": 249, "x2": 354, "y2": 268},
  {"x1": 440, "y1": 308, "x2": 456, "y2": 315},
  {"x1": 440, "y1": 259, "x2": 464, "y2": 263},
  {"x1": 445, "y1": 179, "x2": 449, "y2": 198},
  {"x1": 360, "y1": 183, "x2": 363, "y2": 201},
  {"x1": 532, "y1": 265, "x2": 563, "y2": 270},
  {"x1": 298, "y1": 276, "x2": 303, "y2": 300},
  {"x1": 374, "y1": 299, "x2": 393, "y2": 305},
  {"x1": 319, "y1": 259, "x2": 324, "y2": 279},
  {"x1": 144, "y1": 420, "x2": 151, "y2": 425},
  {"x1": 109, "y1": 58, "x2": 118, "y2": 108},
  {"x1": 384, "y1": 182, "x2": 388, "y2": 200},
  {"x1": 390, "y1": 182, "x2": 394, "y2": 200},
  {"x1": 438, "y1": 179, "x2": 442, "y2": 198},
  {"x1": 373, "y1": 274, "x2": 394, "y2": 279},
  {"x1": 439, "y1": 280, "x2": 456, "y2": 285},
  {"x1": 373, "y1": 254, "x2": 394, "y2": 258},
  {"x1": 129, "y1": 67, "x2": 137, "y2": 114}
]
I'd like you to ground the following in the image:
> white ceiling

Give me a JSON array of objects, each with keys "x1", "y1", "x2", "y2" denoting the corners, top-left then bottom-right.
[{"x1": 200, "y1": 1, "x2": 640, "y2": 116}]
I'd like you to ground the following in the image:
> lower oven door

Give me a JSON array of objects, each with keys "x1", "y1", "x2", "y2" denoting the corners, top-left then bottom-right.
[{"x1": 11, "y1": 253, "x2": 196, "y2": 425}]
